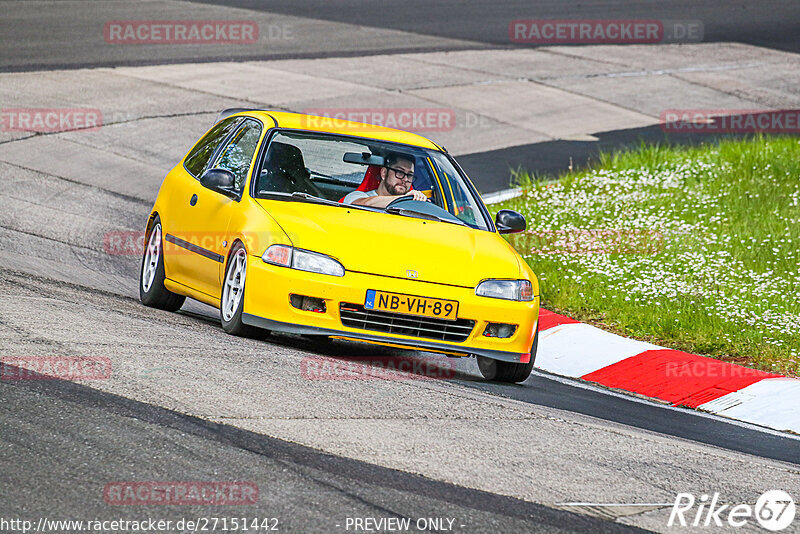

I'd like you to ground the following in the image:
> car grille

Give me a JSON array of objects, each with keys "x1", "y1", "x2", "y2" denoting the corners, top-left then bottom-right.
[{"x1": 339, "y1": 303, "x2": 475, "y2": 343}]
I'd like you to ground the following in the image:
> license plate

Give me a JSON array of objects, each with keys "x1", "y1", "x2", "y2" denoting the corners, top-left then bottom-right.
[{"x1": 364, "y1": 290, "x2": 459, "y2": 321}]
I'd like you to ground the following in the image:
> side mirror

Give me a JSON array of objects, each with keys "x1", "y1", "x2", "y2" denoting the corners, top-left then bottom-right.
[
  {"x1": 200, "y1": 168, "x2": 238, "y2": 199},
  {"x1": 495, "y1": 209, "x2": 526, "y2": 234}
]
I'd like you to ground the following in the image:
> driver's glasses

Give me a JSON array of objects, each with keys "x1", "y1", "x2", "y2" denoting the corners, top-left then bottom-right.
[{"x1": 387, "y1": 166, "x2": 414, "y2": 183}]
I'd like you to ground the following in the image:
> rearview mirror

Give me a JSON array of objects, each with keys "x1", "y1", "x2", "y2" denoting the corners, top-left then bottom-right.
[
  {"x1": 495, "y1": 209, "x2": 526, "y2": 234},
  {"x1": 200, "y1": 168, "x2": 238, "y2": 199},
  {"x1": 343, "y1": 152, "x2": 385, "y2": 166}
]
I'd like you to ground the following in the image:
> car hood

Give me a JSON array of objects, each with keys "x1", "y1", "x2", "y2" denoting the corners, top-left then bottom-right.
[{"x1": 255, "y1": 199, "x2": 522, "y2": 288}]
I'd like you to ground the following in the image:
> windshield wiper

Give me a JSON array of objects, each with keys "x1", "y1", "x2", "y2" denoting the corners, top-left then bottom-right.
[
  {"x1": 257, "y1": 191, "x2": 333, "y2": 204},
  {"x1": 290, "y1": 191, "x2": 335, "y2": 203},
  {"x1": 385, "y1": 207, "x2": 468, "y2": 226},
  {"x1": 258, "y1": 191, "x2": 375, "y2": 211},
  {"x1": 290, "y1": 192, "x2": 375, "y2": 209}
]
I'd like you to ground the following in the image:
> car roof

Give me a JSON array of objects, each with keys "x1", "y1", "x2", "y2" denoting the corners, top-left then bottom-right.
[{"x1": 237, "y1": 110, "x2": 443, "y2": 151}]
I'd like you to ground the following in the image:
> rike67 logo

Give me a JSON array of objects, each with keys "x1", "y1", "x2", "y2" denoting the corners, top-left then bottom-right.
[{"x1": 668, "y1": 490, "x2": 795, "y2": 531}]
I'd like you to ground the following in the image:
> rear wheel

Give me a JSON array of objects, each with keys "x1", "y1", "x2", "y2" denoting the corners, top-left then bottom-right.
[
  {"x1": 477, "y1": 326, "x2": 538, "y2": 383},
  {"x1": 220, "y1": 242, "x2": 266, "y2": 338},
  {"x1": 139, "y1": 216, "x2": 185, "y2": 311}
]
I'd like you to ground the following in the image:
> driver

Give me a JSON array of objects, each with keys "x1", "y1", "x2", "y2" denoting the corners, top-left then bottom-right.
[{"x1": 343, "y1": 154, "x2": 427, "y2": 208}]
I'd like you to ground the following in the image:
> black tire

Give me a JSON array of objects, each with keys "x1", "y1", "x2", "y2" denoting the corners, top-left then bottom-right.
[
  {"x1": 139, "y1": 215, "x2": 185, "y2": 312},
  {"x1": 477, "y1": 326, "x2": 538, "y2": 383},
  {"x1": 220, "y1": 241, "x2": 266, "y2": 338}
]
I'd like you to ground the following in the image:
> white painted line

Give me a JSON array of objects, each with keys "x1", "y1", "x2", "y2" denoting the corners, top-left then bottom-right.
[
  {"x1": 481, "y1": 178, "x2": 560, "y2": 205},
  {"x1": 481, "y1": 187, "x2": 522, "y2": 205},
  {"x1": 698, "y1": 378, "x2": 800, "y2": 434},
  {"x1": 556, "y1": 502, "x2": 673, "y2": 507},
  {"x1": 535, "y1": 322, "x2": 660, "y2": 378},
  {"x1": 559, "y1": 61, "x2": 766, "y2": 81}
]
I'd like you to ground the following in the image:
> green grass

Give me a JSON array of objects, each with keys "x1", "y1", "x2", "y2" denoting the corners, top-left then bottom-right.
[{"x1": 499, "y1": 136, "x2": 800, "y2": 375}]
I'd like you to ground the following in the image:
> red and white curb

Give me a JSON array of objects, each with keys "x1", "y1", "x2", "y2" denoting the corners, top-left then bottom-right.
[{"x1": 535, "y1": 309, "x2": 800, "y2": 435}]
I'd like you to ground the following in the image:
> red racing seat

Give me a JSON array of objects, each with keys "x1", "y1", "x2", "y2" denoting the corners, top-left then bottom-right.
[
  {"x1": 339, "y1": 165, "x2": 382, "y2": 203},
  {"x1": 339, "y1": 164, "x2": 414, "y2": 203}
]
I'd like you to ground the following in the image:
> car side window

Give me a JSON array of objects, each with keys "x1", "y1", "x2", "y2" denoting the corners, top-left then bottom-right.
[
  {"x1": 211, "y1": 120, "x2": 263, "y2": 192},
  {"x1": 429, "y1": 154, "x2": 488, "y2": 230},
  {"x1": 184, "y1": 117, "x2": 241, "y2": 178}
]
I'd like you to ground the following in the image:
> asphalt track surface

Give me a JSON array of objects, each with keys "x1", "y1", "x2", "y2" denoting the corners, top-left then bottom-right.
[
  {"x1": 1, "y1": 368, "x2": 640, "y2": 533},
  {"x1": 2, "y1": 2, "x2": 800, "y2": 533},
  {"x1": 3, "y1": 0, "x2": 800, "y2": 71},
  {"x1": 200, "y1": 0, "x2": 800, "y2": 52}
]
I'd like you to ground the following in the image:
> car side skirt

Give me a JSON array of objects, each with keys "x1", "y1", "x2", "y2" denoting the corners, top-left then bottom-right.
[
  {"x1": 164, "y1": 278, "x2": 221, "y2": 309},
  {"x1": 242, "y1": 313, "x2": 526, "y2": 363}
]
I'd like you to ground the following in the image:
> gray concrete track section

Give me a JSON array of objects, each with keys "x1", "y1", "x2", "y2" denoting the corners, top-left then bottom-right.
[{"x1": 2, "y1": 42, "x2": 798, "y2": 192}]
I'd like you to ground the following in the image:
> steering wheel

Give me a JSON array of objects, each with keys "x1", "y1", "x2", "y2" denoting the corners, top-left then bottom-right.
[
  {"x1": 385, "y1": 194, "x2": 429, "y2": 210},
  {"x1": 297, "y1": 175, "x2": 326, "y2": 198}
]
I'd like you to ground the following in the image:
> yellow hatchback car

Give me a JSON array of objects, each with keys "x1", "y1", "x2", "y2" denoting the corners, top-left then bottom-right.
[{"x1": 140, "y1": 110, "x2": 540, "y2": 382}]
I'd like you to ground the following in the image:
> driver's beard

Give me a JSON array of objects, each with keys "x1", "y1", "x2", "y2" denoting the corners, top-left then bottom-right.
[{"x1": 389, "y1": 182, "x2": 409, "y2": 195}]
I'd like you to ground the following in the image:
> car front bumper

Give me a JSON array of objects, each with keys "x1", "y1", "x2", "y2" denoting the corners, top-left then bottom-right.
[{"x1": 242, "y1": 255, "x2": 540, "y2": 363}]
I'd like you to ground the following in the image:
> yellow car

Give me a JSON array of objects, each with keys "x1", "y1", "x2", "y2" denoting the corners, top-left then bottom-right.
[{"x1": 140, "y1": 110, "x2": 540, "y2": 382}]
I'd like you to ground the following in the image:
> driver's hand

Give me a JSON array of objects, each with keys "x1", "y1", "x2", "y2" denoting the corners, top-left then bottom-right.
[{"x1": 407, "y1": 190, "x2": 427, "y2": 202}]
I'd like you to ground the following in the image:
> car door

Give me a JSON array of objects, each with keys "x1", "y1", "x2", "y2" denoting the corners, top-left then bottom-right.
[
  {"x1": 168, "y1": 118, "x2": 264, "y2": 300},
  {"x1": 163, "y1": 117, "x2": 241, "y2": 291}
]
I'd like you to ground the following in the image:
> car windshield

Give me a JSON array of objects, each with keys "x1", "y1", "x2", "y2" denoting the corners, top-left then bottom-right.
[{"x1": 252, "y1": 130, "x2": 490, "y2": 230}]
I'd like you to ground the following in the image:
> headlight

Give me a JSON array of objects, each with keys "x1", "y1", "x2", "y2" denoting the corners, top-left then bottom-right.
[
  {"x1": 262, "y1": 245, "x2": 345, "y2": 277},
  {"x1": 475, "y1": 279, "x2": 533, "y2": 301},
  {"x1": 292, "y1": 249, "x2": 345, "y2": 277}
]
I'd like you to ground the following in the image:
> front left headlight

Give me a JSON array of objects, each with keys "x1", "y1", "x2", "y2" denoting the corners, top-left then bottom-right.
[
  {"x1": 475, "y1": 279, "x2": 533, "y2": 301},
  {"x1": 262, "y1": 245, "x2": 345, "y2": 277}
]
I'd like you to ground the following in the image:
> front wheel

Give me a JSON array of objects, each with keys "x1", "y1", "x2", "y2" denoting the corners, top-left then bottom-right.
[
  {"x1": 477, "y1": 326, "x2": 538, "y2": 383},
  {"x1": 220, "y1": 242, "x2": 266, "y2": 338},
  {"x1": 139, "y1": 216, "x2": 185, "y2": 311}
]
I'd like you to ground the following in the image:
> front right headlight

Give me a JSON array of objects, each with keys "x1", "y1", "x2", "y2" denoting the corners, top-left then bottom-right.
[{"x1": 475, "y1": 279, "x2": 533, "y2": 301}]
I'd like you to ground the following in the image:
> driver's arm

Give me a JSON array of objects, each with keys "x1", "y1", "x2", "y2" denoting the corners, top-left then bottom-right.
[{"x1": 353, "y1": 190, "x2": 427, "y2": 208}]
